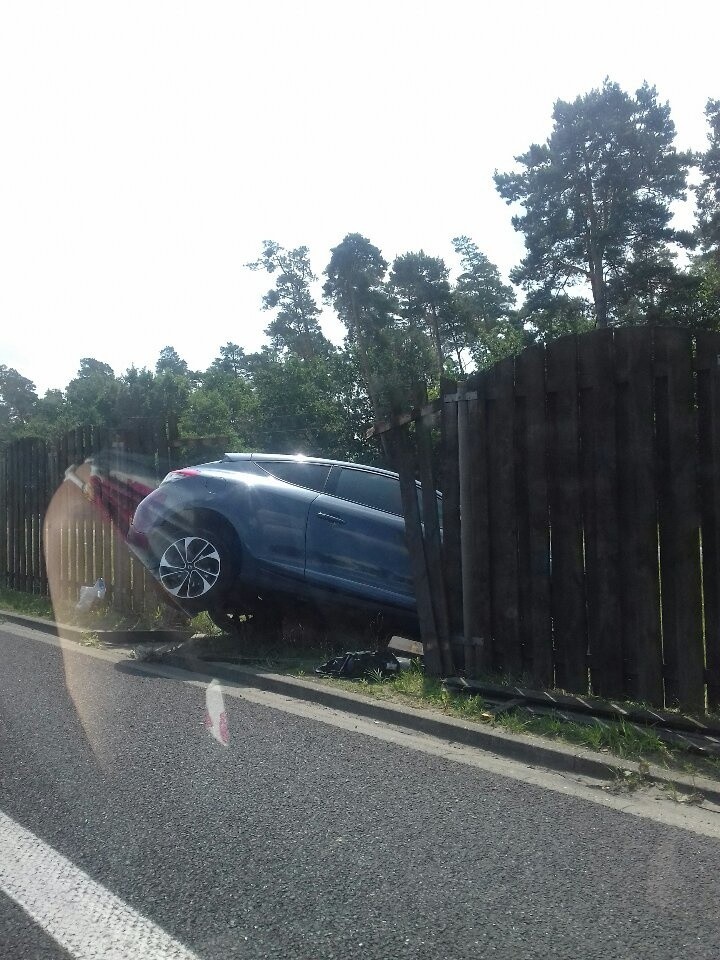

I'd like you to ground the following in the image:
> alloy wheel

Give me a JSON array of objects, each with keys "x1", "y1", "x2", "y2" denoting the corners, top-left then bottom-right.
[{"x1": 158, "y1": 536, "x2": 221, "y2": 599}]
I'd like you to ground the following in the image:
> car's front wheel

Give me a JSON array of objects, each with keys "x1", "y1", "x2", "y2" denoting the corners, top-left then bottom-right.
[{"x1": 153, "y1": 526, "x2": 238, "y2": 613}]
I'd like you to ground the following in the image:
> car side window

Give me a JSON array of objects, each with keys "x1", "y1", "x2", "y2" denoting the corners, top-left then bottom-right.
[
  {"x1": 335, "y1": 468, "x2": 403, "y2": 516},
  {"x1": 261, "y1": 461, "x2": 331, "y2": 493}
]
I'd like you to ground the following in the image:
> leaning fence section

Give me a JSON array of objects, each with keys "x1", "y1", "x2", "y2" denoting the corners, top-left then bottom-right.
[
  {"x1": 0, "y1": 421, "x2": 181, "y2": 616},
  {"x1": 439, "y1": 326, "x2": 720, "y2": 713}
]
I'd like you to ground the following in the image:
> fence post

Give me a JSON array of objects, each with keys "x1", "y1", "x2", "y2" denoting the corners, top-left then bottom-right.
[
  {"x1": 457, "y1": 380, "x2": 485, "y2": 675},
  {"x1": 389, "y1": 425, "x2": 446, "y2": 676},
  {"x1": 654, "y1": 328, "x2": 704, "y2": 711},
  {"x1": 441, "y1": 380, "x2": 463, "y2": 647},
  {"x1": 615, "y1": 328, "x2": 663, "y2": 706},
  {"x1": 697, "y1": 332, "x2": 720, "y2": 711},
  {"x1": 416, "y1": 414, "x2": 454, "y2": 674}
]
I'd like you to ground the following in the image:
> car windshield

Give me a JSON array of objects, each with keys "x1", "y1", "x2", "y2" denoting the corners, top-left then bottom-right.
[{"x1": 1, "y1": 4, "x2": 719, "y2": 960}]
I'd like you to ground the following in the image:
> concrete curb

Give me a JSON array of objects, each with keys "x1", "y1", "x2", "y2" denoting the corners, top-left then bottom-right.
[
  {"x1": 0, "y1": 609, "x2": 88, "y2": 640},
  {"x1": 3, "y1": 607, "x2": 720, "y2": 806},
  {"x1": 0, "y1": 608, "x2": 189, "y2": 645}
]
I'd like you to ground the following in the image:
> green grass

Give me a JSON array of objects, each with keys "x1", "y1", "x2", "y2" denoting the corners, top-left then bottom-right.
[{"x1": 0, "y1": 586, "x2": 54, "y2": 619}]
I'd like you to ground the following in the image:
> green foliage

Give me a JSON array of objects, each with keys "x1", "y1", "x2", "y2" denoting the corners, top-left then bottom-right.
[
  {"x1": 251, "y1": 351, "x2": 372, "y2": 461},
  {"x1": 77, "y1": 358, "x2": 114, "y2": 379},
  {"x1": 324, "y1": 233, "x2": 437, "y2": 418},
  {"x1": 495, "y1": 79, "x2": 692, "y2": 327},
  {"x1": 155, "y1": 345, "x2": 189, "y2": 376},
  {"x1": 521, "y1": 292, "x2": 594, "y2": 345},
  {"x1": 210, "y1": 342, "x2": 251, "y2": 378},
  {"x1": 324, "y1": 233, "x2": 393, "y2": 415},
  {"x1": 28, "y1": 389, "x2": 73, "y2": 439},
  {"x1": 64, "y1": 358, "x2": 120, "y2": 426},
  {"x1": 451, "y1": 236, "x2": 519, "y2": 368},
  {"x1": 692, "y1": 254, "x2": 720, "y2": 325},
  {"x1": 389, "y1": 250, "x2": 456, "y2": 376},
  {"x1": 179, "y1": 369, "x2": 257, "y2": 450},
  {"x1": 696, "y1": 99, "x2": 720, "y2": 257},
  {"x1": 247, "y1": 241, "x2": 331, "y2": 360},
  {"x1": 0, "y1": 366, "x2": 38, "y2": 443}
]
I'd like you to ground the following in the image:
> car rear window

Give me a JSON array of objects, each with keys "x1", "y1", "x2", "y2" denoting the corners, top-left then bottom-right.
[
  {"x1": 260, "y1": 460, "x2": 330, "y2": 493},
  {"x1": 335, "y1": 468, "x2": 403, "y2": 516}
]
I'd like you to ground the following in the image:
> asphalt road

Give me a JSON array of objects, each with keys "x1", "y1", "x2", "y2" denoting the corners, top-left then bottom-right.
[{"x1": 1, "y1": 623, "x2": 719, "y2": 960}]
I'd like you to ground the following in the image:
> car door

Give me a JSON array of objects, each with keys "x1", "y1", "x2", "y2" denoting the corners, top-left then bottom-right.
[
  {"x1": 305, "y1": 466, "x2": 415, "y2": 610},
  {"x1": 241, "y1": 458, "x2": 331, "y2": 587}
]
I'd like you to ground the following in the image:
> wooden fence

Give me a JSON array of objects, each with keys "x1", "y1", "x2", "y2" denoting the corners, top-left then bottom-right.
[
  {"x1": 0, "y1": 421, "x2": 182, "y2": 615},
  {"x1": 435, "y1": 326, "x2": 720, "y2": 712}
]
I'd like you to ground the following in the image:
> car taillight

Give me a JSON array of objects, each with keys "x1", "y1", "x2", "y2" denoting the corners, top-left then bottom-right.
[{"x1": 162, "y1": 468, "x2": 201, "y2": 484}]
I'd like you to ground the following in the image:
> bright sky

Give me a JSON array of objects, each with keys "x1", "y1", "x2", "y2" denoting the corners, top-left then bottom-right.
[{"x1": 1, "y1": 0, "x2": 718, "y2": 394}]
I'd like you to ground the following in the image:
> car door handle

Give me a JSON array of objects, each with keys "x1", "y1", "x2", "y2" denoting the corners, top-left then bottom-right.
[{"x1": 317, "y1": 512, "x2": 345, "y2": 525}]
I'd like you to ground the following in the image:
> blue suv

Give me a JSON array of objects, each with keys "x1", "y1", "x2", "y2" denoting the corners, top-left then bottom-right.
[{"x1": 127, "y1": 453, "x2": 423, "y2": 636}]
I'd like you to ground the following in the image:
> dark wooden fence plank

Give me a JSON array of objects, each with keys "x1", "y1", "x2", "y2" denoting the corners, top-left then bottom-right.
[
  {"x1": 43, "y1": 439, "x2": 56, "y2": 602},
  {"x1": 7, "y1": 446, "x2": 13, "y2": 587},
  {"x1": 15, "y1": 441, "x2": 23, "y2": 590},
  {"x1": 515, "y1": 345, "x2": 552, "y2": 687},
  {"x1": 0, "y1": 444, "x2": 7, "y2": 587},
  {"x1": 23, "y1": 440, "x2": 32, "y2": 590},
  {"x1": 697, "y1": 331, "x2": 720, "y2": 710},
  {"x1": 29, "y1": 438, "x2": 37, "y2": 589},
  {"x1": 29, "y1": 439, "x2": 39, "y2": 591},
  {"x1": 655, "y1": 328, "x2": 704, "y2": 710},
  {"x1": 390, "y1": 427, "x2": 445, "y2": 676},
  {"x1": 19, "y1": 439, "x2": 29, "y2": 591},
  {"x1": 12, "y1": 441, "x2": 22, "y2": 590},
  {"x1": 41, "y1": 434, "x2": 51, "y2": 592},
  {"x1": 28, "y1": 438, "x2": 37, "y2": 589},
  {"x1": 546, "y1": 336, "x2": 588, "y2": 692},
  {"x1": 466, "y1": 371, "x2": 491, "y2": 675},
  {"x1": 416, "y1": 416, "x2": 451, "y2": 657},
  {"x1": 578, "y1": 329, "x2": 624, "y2": 699},
  {"x1": 615, "y1": 327, "x2": 663, "y2": 705},
  {"x1": 10, "y1": 443, "x2": 19, "y2": 589},
  {"x1": 441, "y1": 380, "x2": 463, "y2": 642},
  {"x1": 486, "y1": 356, "x2": 522, "y2": 676},
  {"x1": 36, "y1": 442, "x2": 43, "y2": 594},
  {"x1": 457, "y1": 379, "x2": 473, "y2": 668}
]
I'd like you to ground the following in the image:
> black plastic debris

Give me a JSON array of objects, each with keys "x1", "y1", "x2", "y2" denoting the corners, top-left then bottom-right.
[{"x1": 315, "y1": 650, "x2": 402, "y2": 680}]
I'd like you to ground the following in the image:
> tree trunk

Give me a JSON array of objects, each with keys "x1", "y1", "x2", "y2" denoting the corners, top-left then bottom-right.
[{"x1": 589, "y1": 256, "x2": 608, "y2": 327}]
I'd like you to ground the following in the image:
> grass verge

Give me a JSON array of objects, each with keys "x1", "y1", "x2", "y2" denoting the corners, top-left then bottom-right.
[{"x1": 0, "y1": 586, "x2": 54, "y2": 619}]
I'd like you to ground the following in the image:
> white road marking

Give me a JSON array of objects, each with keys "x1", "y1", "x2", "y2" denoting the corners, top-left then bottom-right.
[
  {"x1": 0, "y1": 809, "x2": 201, "y2": 960},
  {"x1": 4, "y1": 622, "x2": 720, "y2": 840}
]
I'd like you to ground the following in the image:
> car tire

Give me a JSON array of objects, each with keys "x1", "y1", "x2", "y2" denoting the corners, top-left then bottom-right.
[{"x1": 152, "y1": 524, "x2": 238, "y2": 614}]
